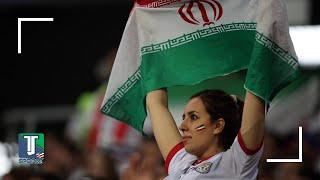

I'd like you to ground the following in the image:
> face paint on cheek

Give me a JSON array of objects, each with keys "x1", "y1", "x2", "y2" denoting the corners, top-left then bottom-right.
[{"x1": 195, "y1": 124, "x2": 206, "y2": 131}]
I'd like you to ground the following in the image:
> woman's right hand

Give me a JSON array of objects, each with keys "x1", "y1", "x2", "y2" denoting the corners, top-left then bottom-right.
[{"x1": 146, "y1": 88, "x2": 168, "y2": 108}]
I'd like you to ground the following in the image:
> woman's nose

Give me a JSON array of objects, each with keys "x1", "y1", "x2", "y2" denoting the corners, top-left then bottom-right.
[{"x1": 179, "y1": 120, "x2": 189, "y2": 132}]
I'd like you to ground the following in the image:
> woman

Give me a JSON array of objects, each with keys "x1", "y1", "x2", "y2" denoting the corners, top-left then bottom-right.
[{"x1": 146, "y1": 89, "x2": 265, "y2": 179}]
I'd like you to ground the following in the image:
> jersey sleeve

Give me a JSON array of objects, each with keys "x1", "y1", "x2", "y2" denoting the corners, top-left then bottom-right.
[
  {"x1": 222, "y1": 132, "x2": 263, "y2": 178},
  {"x1": 165, "y1": 142, "x2": 196, "y2": 177}
]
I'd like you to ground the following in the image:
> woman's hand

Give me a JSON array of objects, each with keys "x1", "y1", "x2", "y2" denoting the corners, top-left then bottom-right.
[{"x1": 146, "y1": 88, "x2": 168, "y2": 108}]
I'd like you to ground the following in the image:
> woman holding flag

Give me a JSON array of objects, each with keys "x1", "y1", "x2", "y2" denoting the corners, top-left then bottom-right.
[
  {"x1": 102, "y1": 0, "x2": 299, "y2": 178},
  {"x1": 146, "y1": 89, "x2": 265, "y2": 179}
]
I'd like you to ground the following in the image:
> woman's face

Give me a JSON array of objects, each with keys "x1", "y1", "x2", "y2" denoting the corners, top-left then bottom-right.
[{"x1": 179, "y1": 97, "x2": 222, "y2": 157}]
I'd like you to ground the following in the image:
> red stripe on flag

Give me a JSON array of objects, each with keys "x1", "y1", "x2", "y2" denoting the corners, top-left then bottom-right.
[{"x1": 136, "y1": 0, "x2": 156, "y2": 5}]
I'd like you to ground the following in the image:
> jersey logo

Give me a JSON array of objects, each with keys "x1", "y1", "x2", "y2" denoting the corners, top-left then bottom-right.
[{"x1": 195, "y1": 162, "x2": 213, "y2": 174}]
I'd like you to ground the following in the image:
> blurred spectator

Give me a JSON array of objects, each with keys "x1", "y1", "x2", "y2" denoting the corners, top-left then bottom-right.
[
  {"x1": 121, "y1": 137, "x2": 165, "y2": 180},
  {"x1": 41, "y1": 133, "x2": 78, "y2": 179},
  {"x1": 3, "y1": 167, "x2": 33, "y2": 180},
  {"x1": 258, "y1": 133, "x2": 279, "y2": 180},
  {"x1": 84, "y1": 150, "x2": 118, "y2": 180},
  {"x1": 65, "y1": 48, "x2": 142, "y2": 173},
  {"x1": 275, "y1": 162, "x2": 307, "y2": 180}
]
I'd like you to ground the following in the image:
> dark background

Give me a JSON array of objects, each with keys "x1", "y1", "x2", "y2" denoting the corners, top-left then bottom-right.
[
  {"x1": 0, "y1": 1, "x2": 319, "y2": 141},
  {"x1": 0, "y1": 2, "x2": 131, "y2": 140}
]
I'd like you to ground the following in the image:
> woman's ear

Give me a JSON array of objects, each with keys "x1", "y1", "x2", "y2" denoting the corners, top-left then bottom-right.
[{"x1": 212, "y1": 118, "x2": 225, "y2": 135}]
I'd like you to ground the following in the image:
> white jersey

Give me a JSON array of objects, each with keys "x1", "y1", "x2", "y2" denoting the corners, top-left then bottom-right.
[{"x1": 164, "y1": 132, "x2": 263, "y2": 180}]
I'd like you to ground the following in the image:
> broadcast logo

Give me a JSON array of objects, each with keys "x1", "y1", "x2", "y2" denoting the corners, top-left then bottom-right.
[{"x1": 18, "y1": 133, "x2": 44, "y2": 164}]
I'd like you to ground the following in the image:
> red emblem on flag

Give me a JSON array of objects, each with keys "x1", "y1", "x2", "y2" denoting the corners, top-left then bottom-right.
[{"x1": 178, "y1": 0, "x2": 223, "y2": 26}]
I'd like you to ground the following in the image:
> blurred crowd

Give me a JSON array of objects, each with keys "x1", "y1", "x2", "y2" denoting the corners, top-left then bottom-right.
[
  {"x1": 2, "y1": 119, "x2": 320, "y2": 180},
  {"x1": 3, "y1": 133, "x2": 165, "y2": 180},
  {"x1": 2, "y1": 50, "x2": 320, "y2": 180},
  {"x1": 3, "y1": 129, "x2": 320, "y2": 180},
  {"x1": 259, "y1": 130, "x2": 320, "y2": 179}
]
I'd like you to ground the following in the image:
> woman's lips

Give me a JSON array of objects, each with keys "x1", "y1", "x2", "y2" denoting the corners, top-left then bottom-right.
[{"x1": 182, "y1": 136, "x2": 192, "y2": 143}]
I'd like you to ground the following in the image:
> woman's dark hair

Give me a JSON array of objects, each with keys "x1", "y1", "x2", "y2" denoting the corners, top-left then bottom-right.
[{"x1": 190, "y1": 89, "x2": 244, "y2": 150}]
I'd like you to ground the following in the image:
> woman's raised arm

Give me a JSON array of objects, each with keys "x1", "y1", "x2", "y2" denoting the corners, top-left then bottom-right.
[
  {"x1": 146, "y1": 89, "x2": 182, "y2": 159},
  {"x1": 240, "y1": 91, "x2": 265, "y2": 150}
]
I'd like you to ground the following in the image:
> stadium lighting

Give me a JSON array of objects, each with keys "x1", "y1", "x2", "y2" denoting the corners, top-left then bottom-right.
[{"x1": 290, "y1": 25, "x2": 320, "y2": 67}]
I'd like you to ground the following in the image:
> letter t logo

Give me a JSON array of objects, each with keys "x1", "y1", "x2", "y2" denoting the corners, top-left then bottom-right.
[{"x1": 24, "y1": 135, "x2": 38, "y2": 155}]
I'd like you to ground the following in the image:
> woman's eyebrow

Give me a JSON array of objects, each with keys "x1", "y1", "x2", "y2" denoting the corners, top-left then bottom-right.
[
  {"x1": 182, "y1": 111, "x2": 199, "y2": 119},
  {"x1": 188, "y1": 111, "x2": 199, "y2": 115}
]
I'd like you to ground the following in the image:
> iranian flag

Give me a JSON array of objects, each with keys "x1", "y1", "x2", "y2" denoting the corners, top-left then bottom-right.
[{"x1": 101, "y1": 0, "x2": 300, "y2": 133}]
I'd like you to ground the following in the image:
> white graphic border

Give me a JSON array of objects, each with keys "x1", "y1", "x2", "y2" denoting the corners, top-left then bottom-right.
[
  {"x1": 267, "y1": 126, "x2": 303, "y2": 163},
  {"x1": 18, "y1": 18, "x2": 54, "y2": 54}
]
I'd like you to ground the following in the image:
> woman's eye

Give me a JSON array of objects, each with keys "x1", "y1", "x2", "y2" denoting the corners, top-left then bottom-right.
[{"x1": 190, "y1": 114, "x2": 198, "y2": 120}]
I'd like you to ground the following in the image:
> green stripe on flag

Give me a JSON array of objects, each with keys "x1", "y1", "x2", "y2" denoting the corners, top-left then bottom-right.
[
  {"x1": 101, "y1": 26, "x2": 299, "y2": 132},
  {"x1": 141, "y1": 30, "x2": 255, "y2": 93},
  {"x1": 245, "y1": 34, "x2": 300, "y2": 101},
  {"x1": 102, "y1": 77, "x2": 147, "y2": 132}
]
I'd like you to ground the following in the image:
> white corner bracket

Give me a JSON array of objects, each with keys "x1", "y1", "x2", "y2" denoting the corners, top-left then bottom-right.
[
  {"x1": 267, "y1": 126, "x2": 303, "y2": 163},
  {"x1": 18, "y1": 18, "x2": 54, "y2": 54}
]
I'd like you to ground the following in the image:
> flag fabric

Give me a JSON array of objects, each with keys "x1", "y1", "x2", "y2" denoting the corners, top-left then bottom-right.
[{"x1": 101, "y1": 0, "x2": 300, "y2": 133}]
